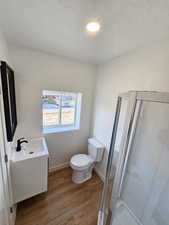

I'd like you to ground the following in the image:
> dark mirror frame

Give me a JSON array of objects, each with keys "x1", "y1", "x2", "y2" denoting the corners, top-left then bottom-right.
[{"x1": 0, "y1": 61, "x2": 17, "y2": 142}]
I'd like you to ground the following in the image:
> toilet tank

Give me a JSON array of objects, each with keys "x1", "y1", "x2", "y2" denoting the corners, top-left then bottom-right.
[{"x1": 88, "y1": 138, "x2": 104, "y2": 162}]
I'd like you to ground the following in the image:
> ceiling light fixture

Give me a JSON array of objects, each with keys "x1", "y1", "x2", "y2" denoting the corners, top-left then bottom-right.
[{"x1": 86, "y1": 21, "x2": 101, "y2": 33}]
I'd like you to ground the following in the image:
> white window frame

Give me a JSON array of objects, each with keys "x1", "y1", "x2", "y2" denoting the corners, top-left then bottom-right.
[{"x1": 42, "y1": 90, "x2": 82, "y2": 134}]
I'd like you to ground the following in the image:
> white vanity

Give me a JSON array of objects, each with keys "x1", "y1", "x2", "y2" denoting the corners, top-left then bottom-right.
[{"x1": 11, "y1": 137, "x2": 49, "y2": 203}]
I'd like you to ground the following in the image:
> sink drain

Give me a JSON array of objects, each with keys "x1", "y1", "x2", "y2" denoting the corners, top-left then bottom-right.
[{"x1": 29, "y1": 151, "x2": 34, "y2": 154}]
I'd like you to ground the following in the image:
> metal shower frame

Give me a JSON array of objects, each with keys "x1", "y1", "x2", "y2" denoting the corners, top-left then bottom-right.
[{"x1": 98, "y1": 91, "x2": 169, "y2": 225}]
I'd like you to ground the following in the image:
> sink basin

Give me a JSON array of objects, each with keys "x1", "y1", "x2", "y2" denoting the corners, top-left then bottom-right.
[
  {"x1": 12, "y1": 137, "x2": 48, "y2": 162},
  {"x1": 11, "y1": 137, "x2": 49, "y2": 203}
]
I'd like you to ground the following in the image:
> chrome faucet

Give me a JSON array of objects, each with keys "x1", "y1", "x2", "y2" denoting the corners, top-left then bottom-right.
[{"x1": 16, "y1": 138, "x2": 28, "y2": 152}]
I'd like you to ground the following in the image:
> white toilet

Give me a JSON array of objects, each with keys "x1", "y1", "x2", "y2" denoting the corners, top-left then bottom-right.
[{"x1": 70, "y1": 138, "x2": 104, "y2": 184}]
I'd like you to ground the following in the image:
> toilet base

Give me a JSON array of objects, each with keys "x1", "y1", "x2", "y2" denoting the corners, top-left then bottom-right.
[{"x1": 72, "y1": 165, "x2": 95, "y2": 184}]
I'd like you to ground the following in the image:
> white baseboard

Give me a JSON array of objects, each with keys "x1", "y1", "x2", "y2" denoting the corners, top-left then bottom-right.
[
  {"x1": 94, "y1": 167, "x2": 105, "y2": 182},
  {"x1": 49, "y1": 162, "x2": 70, "y2": 173},
  {"x1": 49, "y1": 162, "x2": 105, "y2": 182}
]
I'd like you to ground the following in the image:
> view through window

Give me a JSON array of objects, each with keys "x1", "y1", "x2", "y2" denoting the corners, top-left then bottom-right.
[{"x1": 42, "y1": 91, "x2": 81, "y2": 133}]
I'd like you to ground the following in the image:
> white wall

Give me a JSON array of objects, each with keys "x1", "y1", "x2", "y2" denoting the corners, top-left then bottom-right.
[
  {"x1": 92, "y1": 40, "x2": 169, "y2": 179},
  {"x1": 0, "y1": 31, "x2": 9, "y2": 62},
  {"x1": 9, "y1": 45, "x2": 96, "y2": 170}
]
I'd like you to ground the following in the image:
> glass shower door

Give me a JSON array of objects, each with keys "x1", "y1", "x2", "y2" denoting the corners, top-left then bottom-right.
[
  {"x1": 112, "y1": 100, "x2": 169, "y2": 225},
  {"x1": 98, "y1": 92, "x2": 137, "y2": 225},
  {"x1": 99, "y1": 91, "x2": 169, "y2": 225}
]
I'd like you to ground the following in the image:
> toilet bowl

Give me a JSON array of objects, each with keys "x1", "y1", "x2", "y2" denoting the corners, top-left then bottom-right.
[
  {"x1": 70, "y1": 154, "x2": 94, "y2": 183},
  {"x1": 70, "y1": 138, "x2": 104, "y2": 184}
]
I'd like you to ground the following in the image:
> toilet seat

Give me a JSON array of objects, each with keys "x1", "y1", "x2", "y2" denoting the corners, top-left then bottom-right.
[{"x1": 70, "y1": 154, "x2": 94, "y2": 170}]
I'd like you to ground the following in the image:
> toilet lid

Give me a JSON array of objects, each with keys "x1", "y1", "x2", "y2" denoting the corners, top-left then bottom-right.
[{"x1": 71, "y1": 154, "x2": 93, "y2": 168}]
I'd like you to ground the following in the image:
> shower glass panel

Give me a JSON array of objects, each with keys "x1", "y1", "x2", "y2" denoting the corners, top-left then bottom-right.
[
  {"x1": 98, "y1": 93, "x2": 137, "y2": 225},
  {"x1": 98, "y1": 91, "x2": 169, "y2": 225},
  {"x1": 121, "y1": 101, "x2": 169, "y2": 225}
]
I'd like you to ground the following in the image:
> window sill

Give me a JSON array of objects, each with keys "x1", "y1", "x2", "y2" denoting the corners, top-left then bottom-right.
[{"x1": 43, "y1": 126, "x2": 80, "y2": 134}]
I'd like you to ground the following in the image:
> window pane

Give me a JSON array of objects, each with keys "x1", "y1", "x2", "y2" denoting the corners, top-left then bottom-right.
[
  {"x1": 42, "y1": 95, "x2": 60, "y2": 127},
  {"x1": 61, "y1": 95, "x2": 76, "y2": 125}
]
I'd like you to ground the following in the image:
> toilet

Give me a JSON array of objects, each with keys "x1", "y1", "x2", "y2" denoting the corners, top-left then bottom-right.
[{"x1": 70, "y1": 138, "x2": 104, "y2": 184}]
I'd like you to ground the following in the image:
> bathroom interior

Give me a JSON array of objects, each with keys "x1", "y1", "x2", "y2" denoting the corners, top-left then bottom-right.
[{"x1": 1, "y1": 1, "x2": 169, "y2": 225}]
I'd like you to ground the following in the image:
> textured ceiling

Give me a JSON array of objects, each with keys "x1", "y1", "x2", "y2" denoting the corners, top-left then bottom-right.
[{"x1": 0, "y1": 0, "x2": 169, "y2": 63}]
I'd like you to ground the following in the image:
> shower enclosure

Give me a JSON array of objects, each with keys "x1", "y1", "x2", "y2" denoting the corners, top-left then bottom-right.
[{"x1": 98, "y1": 91, "x2": 169, "y2": 225}]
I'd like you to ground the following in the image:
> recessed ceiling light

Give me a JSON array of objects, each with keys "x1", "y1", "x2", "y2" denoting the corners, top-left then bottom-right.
[{"x1": 86, "y1": 22, "x2": 101, "y2": 33}]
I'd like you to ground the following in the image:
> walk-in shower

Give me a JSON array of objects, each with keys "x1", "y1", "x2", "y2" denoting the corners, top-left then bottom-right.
[{"x1": 98, "y1": 91, "x2": 169, "y2": 225}]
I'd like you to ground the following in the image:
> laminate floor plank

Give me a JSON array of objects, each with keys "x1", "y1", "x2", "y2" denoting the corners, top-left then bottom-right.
[{"x1": 15, "y1": 167, "x2": 103, "y2": 225}]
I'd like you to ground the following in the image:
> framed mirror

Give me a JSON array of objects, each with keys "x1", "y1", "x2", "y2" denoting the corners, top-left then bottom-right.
[{"x1": 0, "y1": 61, "x2": 17, "y2": 142}]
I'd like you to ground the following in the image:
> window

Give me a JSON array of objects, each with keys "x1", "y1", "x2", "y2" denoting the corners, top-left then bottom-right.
[{"x1": 42, "y1": 90, "x2": 82, "y2": 133}]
